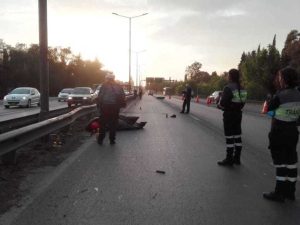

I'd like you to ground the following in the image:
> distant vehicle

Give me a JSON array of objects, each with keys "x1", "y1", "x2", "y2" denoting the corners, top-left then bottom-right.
[
  {"x1": 163, "y1": 87, "x2": 172, "y2": 96},
  {"x1": 58, "y1": 88, "x2": 73, "y2": 102},
  {"x1": 3, "y1": 87, "x2": 40, "y2": 108},
  {"x1": 207, "y1": 91, "x2": 222, "y2": 104},
  {"x1": 148, "y1": 90, "x2": 154, "y2": 96},
  {"x1": 67, "y1": 87, "x2": 96, "y2": 107}
]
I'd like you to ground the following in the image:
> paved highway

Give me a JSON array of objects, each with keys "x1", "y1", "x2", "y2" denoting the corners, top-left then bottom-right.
[
  {"x1": 0, "y1": 98, "x2": 68, "y2": 122},
  {"x1": 1, "y1": 95, "x2": 300, "y2": 225}
]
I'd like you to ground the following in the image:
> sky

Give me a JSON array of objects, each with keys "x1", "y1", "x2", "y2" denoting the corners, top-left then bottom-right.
[{"x1": 1, "y1": 0, "x2": 300, "y2": 84}]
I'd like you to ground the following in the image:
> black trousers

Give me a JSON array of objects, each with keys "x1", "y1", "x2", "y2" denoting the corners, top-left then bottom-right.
[
  {"x1": 268, "y1": 126, "x2": 298, "y2": 195},
  {"x1": 182, "y1": 98, "x2": 191, "y2": 113},
  {"x1": 98, "y1": 104, "x2": 120, "y2": 142},
  {"x1": 223, "y1": 111, "x2": 242, "y2": 156}
]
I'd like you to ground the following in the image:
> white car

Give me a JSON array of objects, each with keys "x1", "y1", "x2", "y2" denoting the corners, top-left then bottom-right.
[
  {"x1": 3, "y1": 87, "x2": 40, "y2": 108},
  {"x1": 58, "y1": 88, "x2": 73, "y2": 102}
]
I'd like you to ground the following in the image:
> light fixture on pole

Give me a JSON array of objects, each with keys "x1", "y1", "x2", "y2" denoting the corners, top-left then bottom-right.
[{"x1": 112, "y1": 12, "x2": 148, "y2": 92}]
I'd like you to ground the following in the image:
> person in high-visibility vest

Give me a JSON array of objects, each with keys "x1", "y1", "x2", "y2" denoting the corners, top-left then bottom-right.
[
  {"x1": 217, "y1": 69, "x2": 247, "y2": 166},
  {"x1": 263, "y1": 67, "x2": 300, "y2": 202}
]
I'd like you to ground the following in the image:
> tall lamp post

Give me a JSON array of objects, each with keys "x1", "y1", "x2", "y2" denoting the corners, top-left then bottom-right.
[
  {"x1": 112, "y1": 12, "x2": 148, "y2": 92},
  {"x1": 134, "y1": 50, "x2": 146, "y2": 89}
]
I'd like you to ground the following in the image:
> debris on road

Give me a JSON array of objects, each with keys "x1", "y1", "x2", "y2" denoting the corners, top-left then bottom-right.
[
  {"x1": 170, "y1": 114, "x2": 176, "y2": 118},
  {"x1": 156, "y1": 170, "x2": 166, "y2": 174},
  {"x1": 79, "y1": 188, "x2": 88, "y2": 194},
  {"x1": 94, "y1": 187, "x2": 99, "y2": 192}
]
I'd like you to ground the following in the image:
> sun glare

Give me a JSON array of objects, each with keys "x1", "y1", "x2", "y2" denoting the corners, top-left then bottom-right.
[{"x1": 48, "y1": 12, "x2": 148, "y2": 83}]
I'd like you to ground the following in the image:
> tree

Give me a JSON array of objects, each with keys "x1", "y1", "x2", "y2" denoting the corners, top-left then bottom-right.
[{"x1": 281, "y1": 30, "x2": 300, "y2": 74}]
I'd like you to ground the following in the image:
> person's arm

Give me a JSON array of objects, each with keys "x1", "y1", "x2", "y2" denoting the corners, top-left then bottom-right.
[
  {"x1": 267, "y1": 94, "x2": 280, "y2": 111},
  {"x1": 118, "y1": 86, "x2": 126, "y2": 108},
  {"x1": 97, "y1": 85, "x2": 105, "y2": 108},
  {"x1": 219, "y1": 86, "x2": 232, "y2": 108}
]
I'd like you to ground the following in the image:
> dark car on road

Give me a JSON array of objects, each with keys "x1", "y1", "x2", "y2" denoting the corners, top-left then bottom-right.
[
  {"x1": 58, "y1": 88, "x2": 73, "y2": 102},
  {"x1": 67, "y1": 87, "x2": 96, "y2": 107}
]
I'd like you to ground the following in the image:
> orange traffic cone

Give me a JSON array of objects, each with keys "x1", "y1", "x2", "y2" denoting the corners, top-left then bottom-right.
[
  {"x1": 206, "y1": 97, "x2": 211, "y2": 105},
  {"x1": 261, "y1": 100, "x2": 268, "y2": 114},
  {"x1": 196, "y1": 95, "x2": 200, "y2": 103}
]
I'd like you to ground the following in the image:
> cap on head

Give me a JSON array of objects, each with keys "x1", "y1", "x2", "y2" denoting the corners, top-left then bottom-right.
[{"x1": 105, "y1": 74, "x2": 115, "y2": 80}]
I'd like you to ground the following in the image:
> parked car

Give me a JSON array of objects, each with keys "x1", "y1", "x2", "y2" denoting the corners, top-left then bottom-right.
[
  {"x1": 207, "y1": 91, "x2": 222, "y2": 104},
  {"x1": 67, "y1": 87, "x2": 96, "y2": 107},
  {"x1": 58, "y1": 88, "x2": 73, "y2": 102},
  {"x1": 3, "y1": 87, "x2": 40, "y2": 108}
]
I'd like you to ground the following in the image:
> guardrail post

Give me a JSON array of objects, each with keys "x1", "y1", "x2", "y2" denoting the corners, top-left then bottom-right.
[{"x1": 1, "y1": 150, "x2": 17, "y2": 165}]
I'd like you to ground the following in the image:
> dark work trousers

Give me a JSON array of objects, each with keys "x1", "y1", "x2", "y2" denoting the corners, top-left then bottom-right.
[
  {"x1": 182, "y1": 97, "x2": 191, "y2": 113},
  {"x1": 268, "y1": 125, "x2": 299, "y2": 196},
  {"x1": 98, "y1": 104, "x2": 120, "y2": 142},
  {"x1": 223, "y1": 111, "x2": 242, "y2": 158}
]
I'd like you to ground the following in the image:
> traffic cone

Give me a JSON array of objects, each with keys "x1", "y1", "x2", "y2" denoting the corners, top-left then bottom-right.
[
  {"x1": 206, "y1": 97, "x2": 211, "y2": 105},
  {"x1": 261, "y1": 100, "x2": 268, "y2": 114},
  {"x1": 196, "y1": 95, "x2": 200, "y2": 103}
]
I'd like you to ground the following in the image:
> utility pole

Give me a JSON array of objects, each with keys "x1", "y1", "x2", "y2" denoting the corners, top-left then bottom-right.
[{"x1": 38, "y1": 0, "x2": 49, "y2": 121}]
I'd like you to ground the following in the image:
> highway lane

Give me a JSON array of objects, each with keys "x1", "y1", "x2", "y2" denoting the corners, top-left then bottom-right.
[
  {"x1": 1, "y1": 95, "x2": 300, "y2": 225},
  {"x1": 0, "y1": 98, "x2": 68, "y2": 122}
]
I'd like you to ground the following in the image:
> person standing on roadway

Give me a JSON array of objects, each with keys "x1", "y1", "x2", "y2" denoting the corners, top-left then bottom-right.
[
  {"x1": 97, "y1": 74, "x2": 126, "y2": 145},
  {"x1": 217, "y1": 69, "x2": 247, "y2": 166},
  {"x1": 263, "y1": 67, "x2": 300, "y2": 202},
  {"x1": 180, "y1": 83, "x2": 192, "y2": 114}
]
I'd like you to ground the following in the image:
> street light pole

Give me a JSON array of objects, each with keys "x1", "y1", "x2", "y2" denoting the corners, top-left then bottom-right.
[
  {"x1": 129, "y1": 17, "x2": 132, "y2": 91},
  {"x1": 38, "y1": 0, "x2": 49, "y2": 121},
  {"x1": 134, "y1": 50, "x2": 146, "y2": 89},
  {"x1": 112, "y1": 12, "x2": 148, "y2": 92}
]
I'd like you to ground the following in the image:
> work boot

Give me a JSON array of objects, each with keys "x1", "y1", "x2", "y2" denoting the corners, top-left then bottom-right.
[
  {"x1": 218, "y1": 150, "x2": 234, "y2": 166},
  {"x1": 233, "y1": 150, "x2": 241, "y2": 165},
  {"x1": 263, "y1": 191, "x2": 285, "y2": 202},
  {"x1": 284, "y1": 182, "x2": 296, "y2": 201},
  {"x1": 217, "y1": 157, "x2": 234, "y2": 166}
]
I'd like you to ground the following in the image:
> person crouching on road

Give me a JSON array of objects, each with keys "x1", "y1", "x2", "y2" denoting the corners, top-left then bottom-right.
[
  {"x1": 217, "y1": 69, "x2": 247, "y2": 166},
  {"x1": 180, "y1": 83, "x2": 192, "y2": 114},
  {"x1": 97, "y1": 74, "x2": 126, "y2": 145},
  {"x1": 263, "y1": 67, "x2": 300, "y2": 202}
]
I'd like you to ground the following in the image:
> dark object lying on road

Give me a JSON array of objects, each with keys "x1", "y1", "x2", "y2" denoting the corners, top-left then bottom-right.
[
  {"x1": 86, "y1": 115, "x2": 147, "y2": 135},
  {"x1": 156, "y1": 170, "x2": 166, "y2": 174}
]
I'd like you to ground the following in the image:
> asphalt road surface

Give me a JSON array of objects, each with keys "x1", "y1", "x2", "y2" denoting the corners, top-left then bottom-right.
[
  {"x1": 0, "y1": 98, "x2": 68, "y2": 122},
  {"x1": 1, "y1": 95, "x2": 300, "y2": 225}
]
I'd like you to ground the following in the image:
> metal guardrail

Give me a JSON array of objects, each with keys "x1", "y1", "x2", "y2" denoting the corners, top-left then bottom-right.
[
  {"x1": 0, "y1": 107, "x2": 71, "y2": 134},
  {"x1": 0, "y1": 94, "x2": 136, "y2": 161},
  {"x1": 0, "y1": 105, "x2": 97, "y2": 157}
]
